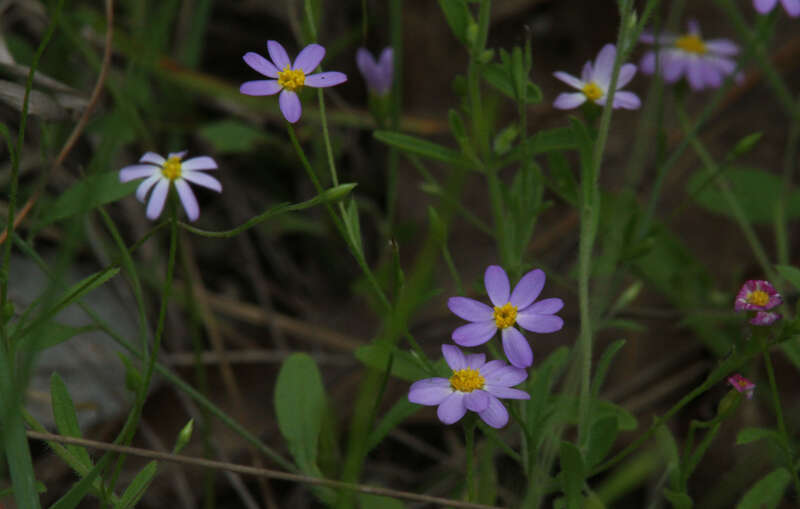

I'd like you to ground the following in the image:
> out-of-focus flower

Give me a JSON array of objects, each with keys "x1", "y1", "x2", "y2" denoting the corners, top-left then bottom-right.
[
  {"x1": 639, "y1": 20, "x2": 740, "y2": 91},
  {"x1": 754, "y1": 0, "x2": 800, "y2": 16},
  {"x1": 448, "y1": 265, "x2": 564, "y2": 368},
  {"x1": 408, "y1": 344, "x2": 530, "y2": 428},
  {"x1": 553, "y1": 43, "x2": 641, "y2": 110},
  {"x1": 734, "y1": 280, "x2": 782, "y2": 312},
  {"x1": 727, "y1": 373, "x2": 756, "y2": 399},
  {"x1": 119, "y1": 151, "x2": 221, "y2": 221},
  {"x1": 356, "y1": 47, "x2": 393, "y2": 96},
  {"x1": 750, "y1": 311, "x2": 782, "y2": 326},
  {"x1": 240, "y1": 41, "x2": 347, "y2": 123}
]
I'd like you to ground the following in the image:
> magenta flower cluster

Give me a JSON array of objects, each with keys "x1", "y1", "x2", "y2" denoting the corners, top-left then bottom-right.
[{"x1": 734, "y1": 279, "x2": 782, "y2": 326}]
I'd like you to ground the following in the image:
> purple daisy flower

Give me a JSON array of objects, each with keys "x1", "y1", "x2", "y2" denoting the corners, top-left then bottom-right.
[
  {"x1": 754, "y1": 0, "x2": 800, "y2": 16},
  {"x1": 727, "y1": 373, "x2": 755, "y2": 399},
  {"x1": 639, "y1": 20, "x2": 740, "y2": 91},
  {"x1": 734, "y1": 279, "x2": 782, "y2": 312},
  {"x1": 447, "y1": 265, "x2": 564, "y2": 368},
  {"x1": 356, "y1": 47, "x2": 393, "y2": 96},
  {"x1": 408, "y1": 344, "x2": 530, "y2": 428},
  {"x1": 240, "y1": 41, "x2": 347, "y2": 123},
  {"x1": 119, "y1": 151, "x2": 221, "y2": 222},
  {"x1": 553, "y1": 43, "x2": 641, "y2": 110},
  {"x1": 750, "y1": 311, "x2": 782, "y2": 326}
]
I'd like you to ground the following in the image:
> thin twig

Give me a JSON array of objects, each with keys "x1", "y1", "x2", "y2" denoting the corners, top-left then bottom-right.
[
  {"x1": 26, "y1": 430, "x2": 504, "y2": 509},
  {"x1": 0, "y1": 0, "x2": 114, "y2": 245}
]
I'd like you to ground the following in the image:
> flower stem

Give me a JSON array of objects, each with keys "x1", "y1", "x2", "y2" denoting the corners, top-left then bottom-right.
[
  {"x1": 464, "y1": 420, "x2": 477, "y2": 502},
  {"x1": 762, "y1": 348, "x2": 800, "y2": 495}
]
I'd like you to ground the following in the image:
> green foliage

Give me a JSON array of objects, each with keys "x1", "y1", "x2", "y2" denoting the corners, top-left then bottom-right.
[
  {"x1": 50, "y1": 374, "x2": 92, "y2": 466},
  {"x1": 559, "y1": 441, "x2": 585, "y2": 509},
  {"x1": 687, "y1": 167, "x2": 800, "y2": 224},
  {"x1": 115, "y1": 462, "x2": 157, "y2": 509},
  {"x1": 374, "y1": 131, "x2": 469, "y2": 167},
  {"x1": 438, "y1": 0, "x2": 473, "y2": 45},
  {"x1": 274, "y1": 354, "x2": 327, "y2": 475},
  {"x1": 736, "y1": 468, "x2": 790, "y2": 509},
  {"x1": 36, "y1": 172, "x2": 139, "y2": 228},
  {"x1": 198, "y1": 120, "x2": 269, "y2": 154}
]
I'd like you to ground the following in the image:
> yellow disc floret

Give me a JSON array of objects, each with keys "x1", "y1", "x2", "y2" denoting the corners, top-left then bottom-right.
[
  {"x1": 493, "y1": 302, "x2": 518, "y2": 329},
  {"x1": 675, "y1": 34, "x2": 707, "y2": 54},
  {"x1": 746, "y1": 290, "x2": 770, "y2": 307},
  {"x1": 278, "y1": 66, "x2": 306, "y2": 92},
  {"x1": 449, "y1": 368, "x2": 485, "y2": 393},
  {"x1": 161, "y1": 156, "x2": 182, "y2": 181},
  {"x1": 582, "y1": 82, "x2": 604, "y2": 102}
]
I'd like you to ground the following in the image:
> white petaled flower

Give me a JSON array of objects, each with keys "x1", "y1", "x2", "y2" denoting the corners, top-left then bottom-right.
[
  {"x1": 119, "y1": 151, "x2": 221, "y2": 221},
  {"x1": 553, "y1": 43, "x2": 641, "y2": 110}
]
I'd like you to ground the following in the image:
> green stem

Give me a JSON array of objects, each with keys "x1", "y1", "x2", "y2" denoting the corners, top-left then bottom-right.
[
  {"x1": 576, "y1": 0, "x2": 636, "y2": 446},
  {"x1": 464, "y1": 421, "x2": 476, "y2": 502},
  {"x1": 763, "y1": 348, "x2": 800, "y2": 495}
]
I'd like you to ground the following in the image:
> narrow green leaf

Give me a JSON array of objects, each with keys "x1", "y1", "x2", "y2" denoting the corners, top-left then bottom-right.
[
  {"x1": 17, "y1": 322, "x2": 95, "y2": 351},
  {"x1": 736, "y1": 427, "x2": 783, "y2": 446},
  {"x1": 585, "y1": 416, "x2": 618, "y2": 469},
  {"x1": 776, "y1": 265, "x2": 800, "y2": 292},
  {"x1": 355, "y1": 343, "x2": 444, "y2": 382},
  {"x1": 483, "y1": 63, "x2": 542, "y2": 104},
  {"x1": 345, "y1": 199, "x2": 363, "y2": 256},
  {"x1": 591, "y1": 339, "x2": 626, "y2": 398},
  {"x1": 358, "y1": 493, "x2": 405, "y2": 509},
  {"x1": 49, "y1": 454, "x2": 114, "y2": 509},
  {"x1": 735, "y1": 468, "x2": 790, "y2": 509},
  {"x1": 437, "y1": 0, "x2": 472, "y2": 44},
  {"x1": 367, "y1": 398, "x2": 421, "y2": 451},
  {"x1": 374, "y1": 131, "x2": 468, "y2": 167},
  {"x1": 274, "y1": 354, "x2": 326, "y2": 474},
  {"x1": 13, "y1": 267, "x2": 120, "y2": 345},
  {"x1": 559, "y1": 441, "x2": 585, "y2": 509},
  {"x1": 116, "y1": 461, "x2": 157, "y2": 509},
  {"x1": 198, "y1": 120, "x2": 268, "y2": 154},
  {"x1": 50, "y1": 373, "x2": 92, "y2": 466},
  {"x1": 663, "y1": 488, "x2": 693, "y2": 509},
  {"x1": 36, "y1": 172, "x2": 139, "y2": 228}
]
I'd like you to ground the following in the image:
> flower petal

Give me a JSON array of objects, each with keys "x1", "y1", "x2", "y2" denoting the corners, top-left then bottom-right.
[
  {"x1": 452, "y1": 320, "x2": 497, "y2": 347},
  {"x1": 705, "y1": 39, "x2": 739, "y2": 56},
  {"x1": 408, "y1": 378, "x2": 452, "y2": 405},
  {"x1": 687, "y1": 19, "x2": 702, "y2": 37},
  {"x1": 484, "y1": 265, "x2": 510, "y2": 307},
  {"x1": 754, "y1": 0, "x2": 778, "y2": 12},
  {"x1": 240, "y1": 80, "x2": 282, "y2": 96},
  {"x1": 616, "y1": 63, "x2": 637, "y2": 88},
  {"x1": 305, "y1": 71, "x2": 348, "y2": 88},
  {"x1": 478, "y1": 394, "x2": 509, "y2": 428},
  {"x1": 442, "y1": 344, "x2": 466, "y2": 371},
  {"x1": 581, "y1": 61, "x2": 593, "y2": 83},
  {"x1": 267, "y1": 40, "x2": 291, "y2": 70},
  {"x1": 553, "y1": 71, "x2": 584, "y2": 90},
  {"x1": 516, "y1": 311, "x2": 564, "y2": 334},
  {"x1": 448, "y1": 297, "x2": 493, "y2": 322},
  {"x1": 119, "y1": 164, "x2": 158, "y2": 182},
  {"x1": 293, "y1": 43, "x2": 326, "y2": 73},
  {"x1": 146, "y1": 179, "x2": 170, "y2": 220},
  {"x1": 135, "y1": 173, "x2": 162, "y2": 203},
  {"x1": 377, "y1": 47, "x2": 394, "y2": 93},
  {"x1": 181, "y1": 156, "x2": 218, "y2": 172},
  {"x1": 174, "y1": 179, "x2": 199, "y2": 222},
  {"x1": 592, "y1": 44, "x2": 617, "y2": 89},
  {"x1": 464, "y1": 353, "x2": 486, "y2": 370},
  {"x1": 464, "y1": 390, "x2": 490, "y2": 412},
  {"x1": 181, "y1": 171, "x2": 222, "y2": 192},
  {"x1": 279, "y1": 89, "x2": 302, "y2": 123},
  {"x1": 168, "y1": 150, "x2": 188, "y2": 160},
  {"x1": 639, "y1": 51, "x2": 656, "y2": 75},
  {"x1": 501, "y1": 327, "x2": 533, "y2": 368},
  {"x1": 553, "y1": 92, "x2": 587, "y2": 110},
  {"x1": 243, "y1": 52, "x2": 279, "y2": 78},
  {"x1": 437, "y1": 392, "x2": 467, "y2": 425},
  {"x1": 612, "y1": 91, "x2": 642, "y2": 110},
  {"x1": 510, "y1": 269, "x2": 545, "y2": 310},
  {"x1": 525, "y1": 297, "x2": 564, "y2": 315},
  {"x1": 482, "y1": 363, "x2": 528, "y2": 386},
  {"x1": 687, "y1": 58, "x2": 708, "y2": 90},
  {"x1": 484, "y1": 385, "x2": 530, "y2": 400},
  {"x1": 140, "y1": 152, "x2": 165, "y2": 166},
  {"x1": 356, "y1": 48, "x2": 379, "y2": 88},
  {"x1": 782, "y1": 0, "x2": 800, "y2": 16}
]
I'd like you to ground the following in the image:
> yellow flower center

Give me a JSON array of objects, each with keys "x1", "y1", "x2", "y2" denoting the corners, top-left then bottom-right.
[
  {"x1": 675, "y1": 34, "x2": 707, "y2": 54},
  {"x1": 493, "y1": 302, "x2": 518, "y2": 329},
  {"x1": 449, "y1": 368, "x2": 485, "y2": 393},
  {"x1": 746, "y1": 290, "x2": 769, "y2": 307},
  {"x1": 278, "y1": 66, "x2": 306, "y2": 92},
  {"x1": 161, "y1": 156, "x2": 182, "y2": 181},
  {"x1": 582, "y1": 82, "x2": 603, "y2": 102},
  {"x1": 736, "y1": 378, "x2": 750, "y2": 389}
]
